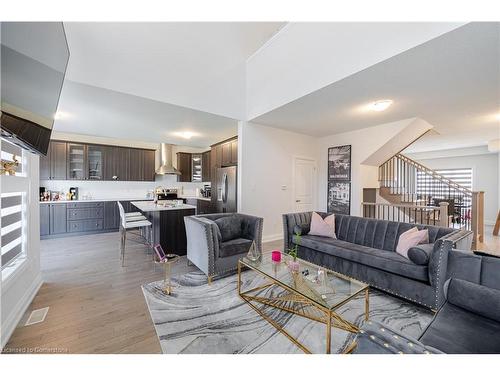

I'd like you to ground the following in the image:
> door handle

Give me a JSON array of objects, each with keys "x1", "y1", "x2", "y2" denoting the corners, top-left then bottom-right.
[
  {"x1": 296, "y1": 200, "x2": 301, "y2": 202},
  {"x1": 222, "y1": 173, "x2": 228, "y2": 203}
]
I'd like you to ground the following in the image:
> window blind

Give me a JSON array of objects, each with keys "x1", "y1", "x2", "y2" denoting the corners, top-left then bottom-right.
[
  {"x1": 416, "y1": 168, "x2": 472, "y2": 206},
  {"x1": 1, "y1": 192, "x2": 25, "y2": 267}
]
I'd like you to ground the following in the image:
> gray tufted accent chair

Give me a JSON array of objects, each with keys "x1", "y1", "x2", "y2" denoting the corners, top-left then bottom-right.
[{"x1": 184, "y1": 213, "x2": 263, "y2": 283}]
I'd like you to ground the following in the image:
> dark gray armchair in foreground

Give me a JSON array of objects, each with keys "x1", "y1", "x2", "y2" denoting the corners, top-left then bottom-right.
[
  {"x1": 184, "y1": 213, "x2": 263, "y2": 283},
  {"x1": 354, "y1": 250, "x2": 500, "y2": 354}
]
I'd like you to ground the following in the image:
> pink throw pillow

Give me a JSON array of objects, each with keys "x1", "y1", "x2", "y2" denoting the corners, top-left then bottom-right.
[
  {"x1": 396, "y1": 227, "x2": 429, "y2": 258},
  {"x1": 309, "y1": 212, "x2": 336, "y2": 238}
]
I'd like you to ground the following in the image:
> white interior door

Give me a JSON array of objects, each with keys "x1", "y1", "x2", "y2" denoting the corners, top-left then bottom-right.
[{"x1": 294, "y1": 158, "x2": 317, "y2": 212}]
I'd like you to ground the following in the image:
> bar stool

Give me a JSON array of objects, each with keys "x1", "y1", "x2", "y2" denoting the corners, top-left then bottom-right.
[
  {"x1": 118, "y1": 201, "x2": 149, "y2": 238},
  {"x1": 117, "y1": 202, "x2": 152, "y2": 266}
]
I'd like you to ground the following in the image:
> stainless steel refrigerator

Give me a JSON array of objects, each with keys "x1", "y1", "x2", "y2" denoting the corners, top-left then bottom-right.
[{"x1": 216, "y1": 166, "x2": 237, "y2": 213}]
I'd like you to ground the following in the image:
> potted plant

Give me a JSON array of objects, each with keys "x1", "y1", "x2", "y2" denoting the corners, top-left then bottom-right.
[{"x1": 286, "y1": 233, "x2": 301, "y2": 273}]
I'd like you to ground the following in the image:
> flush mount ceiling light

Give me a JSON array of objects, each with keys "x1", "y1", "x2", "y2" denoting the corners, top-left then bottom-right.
[
  {"x1": 54, "y1": 111, "x2": 70, "y2": 120},
  {"x1": 173, "y1": 131, "x2": 196, "y2": 139},
  {"x1": 369, "y1": 100, "x2": 393, "y2": 112}
]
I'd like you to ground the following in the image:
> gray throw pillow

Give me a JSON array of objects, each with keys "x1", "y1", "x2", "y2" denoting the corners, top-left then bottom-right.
[
  {"x1": 293, "y1": 223, "x2": 310, "y2": 236},
  {"x1": 214, "y1": 215, "x2": 242, "y2": 242},
  {"x1": 407, "y1": 243, "x2": 434, "y2": 265}
]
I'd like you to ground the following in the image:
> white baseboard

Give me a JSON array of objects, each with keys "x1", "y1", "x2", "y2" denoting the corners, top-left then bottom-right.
[
  {"x1": 1, "y1": 273, "x2": 43, "y2": 349},
  {"x1": 263, "y1": 233, "x2": 283, "y2": 243}
]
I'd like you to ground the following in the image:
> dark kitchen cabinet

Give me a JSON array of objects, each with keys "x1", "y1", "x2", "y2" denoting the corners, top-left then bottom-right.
[
  {"x1": 87, "y1": 145, "x2": 104, "y2": 180},
  {"x1": 50, "y1": 141, "x2": 67, "y2": 180},
  {"x1": 128, "y1": 148, "x2": 144, "y2": 181},
  {"x1": 40, "y1": 140, "x2": 155, "y2": 182},
  {"x1": 40, "y1": 204, "x2": 50, "y2": 236},
  {"x1": 104, "y1": 201, "x2": 120, "y2": 230},
  {"x1": 221, "y1": 138, "x2": 237, "y2": 167},
  {"x1": 159, "y1": 208, "x2": 195, "y2": 256},
  {"x1": 39, "y1": 146, "x2": 51, "y2": 180},
  {"x1": 104, "y1": 146, "x2": 129, "y2": 181},
  {"x1": 49, "y1": 204, "x2": 67, "y2": 235},
  {"x1": 211, "y1": 144, "x2": 222, "y2": 208},
  {"x1": 230, "y1": 139, "x2": 238, "y2": 164},
  {"x1": 222, "y1": 142, "x2": 232, "y2": 166},
  {"x1": 177, "y1": 152, "x2": 192, "y2": 182},
  {"x1": 116, "y1": 148, "x2": 130, "y2": 181},
  {"x1": 197, "y1": 199, "x2": 212, "y2": 214},
  {"x1": 67, "y1": 143, "x2": 86, "y2": 180},
  {"x1": 103, "y1": 146, "x2": 116, "y2": 180},
  {"x1": 192, "y1": 153, "x2": 202, "y2": 182},
  {"x1": 202, "y1": 151, "x2": 211, "y2": 182},
  {"x1": 143, "y1": 150, "x2": 156, "y2": 181}
]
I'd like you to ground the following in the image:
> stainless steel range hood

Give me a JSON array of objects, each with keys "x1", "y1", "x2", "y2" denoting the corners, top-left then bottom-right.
[{"x1": 156, "y1": 143, "x2": 181, "y2": 175}]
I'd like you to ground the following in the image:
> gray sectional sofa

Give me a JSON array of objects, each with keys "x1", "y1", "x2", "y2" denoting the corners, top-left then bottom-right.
[
  {"x1": 354, "y1": 250, "x2": 500, "y2": 354},
  {"x1": 282, "y1": 212, "x2": 473, "y2": 309}
]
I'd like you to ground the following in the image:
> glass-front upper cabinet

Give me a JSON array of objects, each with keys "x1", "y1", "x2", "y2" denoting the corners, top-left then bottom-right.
[
  {"x1": 192, "y1": 153, "x2": 202, "y2": 182},
  {"x1": 67, "y1": 143, "x2": 86, "y2": 180},
  {"x1": 87, "y1": 145, "x2": 104, "y2": 180}
]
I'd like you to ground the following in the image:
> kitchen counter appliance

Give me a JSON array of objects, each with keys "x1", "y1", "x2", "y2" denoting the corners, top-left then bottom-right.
[
  {"x1": 216, "y1": 166, "x2": 237, "y2": 213},
  {"x1": 154, "y1": 188, "x2": 179, "y2": 202}
]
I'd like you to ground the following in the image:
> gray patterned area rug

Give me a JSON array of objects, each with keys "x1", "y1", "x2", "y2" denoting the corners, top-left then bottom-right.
[{"x1": 142, "y1": 271, "x2": 433, "y2": 354}]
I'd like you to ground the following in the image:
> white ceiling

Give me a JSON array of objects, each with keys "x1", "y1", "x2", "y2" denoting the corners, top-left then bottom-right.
[
  {"x1": 54, "y1": 80, "x2": 237, "y2": 148},
  {"x1": 251, "y1": 23, "x2": 500, "y2": 152},
  {"x1": 63, "y1": 22, "x2": 285, "y2": 120}
]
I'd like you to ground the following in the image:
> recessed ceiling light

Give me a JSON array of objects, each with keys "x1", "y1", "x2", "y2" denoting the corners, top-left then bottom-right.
[
  {"x1": 173, "y1": 131, "x2": 196, "y2": 139},
  {"x1": 369, "y1": 100, "x2": 393, "y2": 112}
]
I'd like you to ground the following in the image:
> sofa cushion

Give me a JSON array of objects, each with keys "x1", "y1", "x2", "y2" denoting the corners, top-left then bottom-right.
[
  {"x1": 214, "y1": 215, "x2": 242, "y2": 242},
  {"x1": 408, "y1": 243, "x2": 434, "y2": 265},
  {"x1": 446, "y1": 278, "x2": 500, "y2": 322},
  {"x1": 309, "y1": 212, "x2": 336, "y2": 238},
  {"x1": 396, "y1": 228, "x2": 429, "y2": 258},
  {"x1": 295, "y1": 235, "x2": 429, "y2": 282},
  {"x1": 419, "y1": 302, "x2": 500, "y2": 353},
  {"x1": 293, "y1": 223, "x2": 310, "y2": 236},
  {"x1": 219, "y1": 238, "x2": 253, "y2": 258}
]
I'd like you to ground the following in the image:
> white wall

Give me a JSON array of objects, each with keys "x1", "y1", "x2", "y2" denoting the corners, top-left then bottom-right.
[
  {"x1": 409, "y1": 151, "x2": 499, "y2": 225},
  {"x1": 317, "y1": 120, "x2": 414, "y2": 216},
  {"x1": 238, "y1": 122, "x2": 320, "y2": 242},
  {"x1": 246, "y1": 23, "x2": 464, "y2": 120},
  {"x1": 238, "y1": 119, "x2": 430, "y2": 241},
  {"x1": 1, "y1": 153, "x2": 42, "y2": 348}
]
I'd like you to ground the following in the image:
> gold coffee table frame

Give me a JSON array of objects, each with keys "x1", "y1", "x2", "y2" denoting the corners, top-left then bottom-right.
[{"x1": 238, "y1": 257, "x2": 369, "y2": 354}]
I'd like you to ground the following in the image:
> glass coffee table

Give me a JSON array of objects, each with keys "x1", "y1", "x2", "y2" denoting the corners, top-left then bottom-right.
[{"x1": 238, "y1": 254, "x2": 369, "y2": 354}]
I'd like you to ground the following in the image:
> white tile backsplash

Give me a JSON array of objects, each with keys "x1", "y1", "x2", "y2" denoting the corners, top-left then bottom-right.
[{"x1": 41, "y1": 175, "x2": 209, "y2": 200}]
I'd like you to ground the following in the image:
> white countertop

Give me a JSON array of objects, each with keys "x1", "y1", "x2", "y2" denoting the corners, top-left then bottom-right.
[
  {"x1": 40, "y1": 198, "x2": 153, "y2": 204},
  {"x1": 131, "y1": 201, "x2": 196, "y2": 212}
]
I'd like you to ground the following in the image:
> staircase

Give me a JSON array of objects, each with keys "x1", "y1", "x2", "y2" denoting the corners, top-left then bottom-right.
[{"x1": 362, "y1": 153, "x2": 484, "y2": 244}]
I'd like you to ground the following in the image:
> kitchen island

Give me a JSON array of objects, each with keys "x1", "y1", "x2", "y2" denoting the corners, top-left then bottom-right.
[{"x1": 131, "y1": 201, "x2": 196, "y2": 256}]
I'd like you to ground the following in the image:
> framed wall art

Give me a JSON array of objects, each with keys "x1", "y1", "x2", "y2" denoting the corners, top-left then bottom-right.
[{"x1": 327, "y1": 145, "x2": 352, "y2": 214}]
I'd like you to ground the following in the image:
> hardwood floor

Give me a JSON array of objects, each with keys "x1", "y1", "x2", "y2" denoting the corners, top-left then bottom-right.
[
  {"x1": 3, "y1": 231, "x2": 283, "y2": 354},
  {"x1": 4, "y1": 226, "x2": 498, "y2": 354}
]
